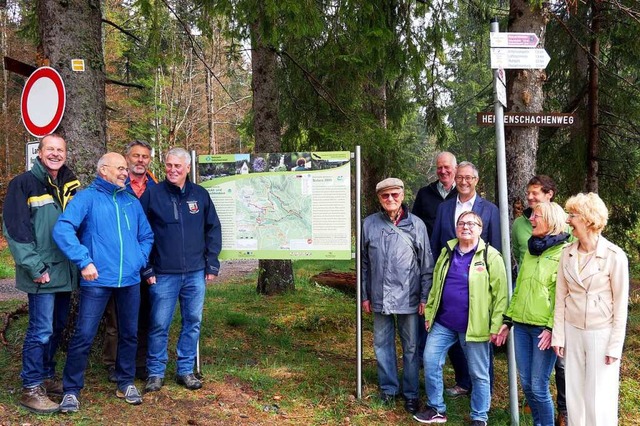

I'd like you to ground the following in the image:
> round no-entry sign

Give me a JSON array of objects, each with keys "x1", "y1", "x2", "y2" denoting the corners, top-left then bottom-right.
[{"x1": 21, "y1": 67, "x2": 66, "y2": 137}]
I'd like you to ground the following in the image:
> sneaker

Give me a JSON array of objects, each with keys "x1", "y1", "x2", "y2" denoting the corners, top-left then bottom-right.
[
  {"x1": 413, "y1": 407, "x2": 447, "y2": 424},
  {"x1": 19, "y1": 385, "x2": 59, "y2": 414},
  {"x1": 107, "y1": 366, "x2": 117, "y2": 383},
  {"x1": 470, "y1": 421, "x2": 487, "y2": 426},
  {"x1": 445, "y1": 385, "x2": 469, "y2": 398},
  {"x1": 145, "y1": 376, "x2": 164, "y2": 393},
  {"x1": 59, "y1": 393, "x2": 80, "y2": 413},
  {"x1": 42, "y1": 377, "x2": 63, "y2": 396},
  {"x1": 176, "y1": 373, "x2": 202, "y2": 390},
  {"x1": 404, "y1": 398, "x2": 420, "y2": 414},
  {"x1": 116, "y1": 385, "x2": 143, "y2": 405}
]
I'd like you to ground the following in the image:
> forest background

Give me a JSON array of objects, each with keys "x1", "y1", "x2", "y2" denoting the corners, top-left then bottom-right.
[{"x1": 0, "y1": 0, "x2": 639, "y2": 274}]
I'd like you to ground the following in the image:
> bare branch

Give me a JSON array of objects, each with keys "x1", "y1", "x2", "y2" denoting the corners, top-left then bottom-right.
[{"x1": 102, "y1": 18, "x2": 141, "y2": 43}]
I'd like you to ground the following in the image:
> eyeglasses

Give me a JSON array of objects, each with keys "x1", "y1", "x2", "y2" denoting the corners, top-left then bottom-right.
[
  {"x1": 456, "y1": 221, "x2": 481, "y2": 229},
  {"x1": 530, "y1": 213, "x2": 543, "y2": 220},
  {"x1": 566, "y1": 212, "x2": 580, "y2": 219},
  {"x1": 379, "y1": 192, "x2": 402, "y2": 200},
  {"x1": 103, "y1": 164, "x2": 129, "y2": 173},
  {"x1": 455, "y1": 175, "x2": 476, "y2": 182}
]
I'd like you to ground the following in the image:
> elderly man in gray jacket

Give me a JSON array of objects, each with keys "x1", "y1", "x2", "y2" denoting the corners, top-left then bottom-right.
[{"x1": 362, "y1": 177, "x2": 434, "y2": 415}]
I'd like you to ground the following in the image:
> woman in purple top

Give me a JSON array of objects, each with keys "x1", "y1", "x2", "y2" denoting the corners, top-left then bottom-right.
[{"x1": 414, "y1": 211, "x2": 508, "y2": 426}]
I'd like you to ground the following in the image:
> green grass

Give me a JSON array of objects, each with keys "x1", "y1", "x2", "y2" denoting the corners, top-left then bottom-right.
[
  {"x1": 0, "y1": 261, "x2": 638, "y2": 425},
  {"x1": 0, "y1": 245, "x2": 15, "y2": 279}
]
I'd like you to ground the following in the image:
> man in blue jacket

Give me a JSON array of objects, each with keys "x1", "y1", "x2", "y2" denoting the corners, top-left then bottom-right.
[
  {"x1": 429, "y1": 160, "x2": 501, "y2": 399},
  {"x1": 140, "y1": 147, "x2": 222, "y2": 393},
  {"x1": 53, "y1": 152, "x2": 154, "y2": 413},
  {"x1": 102, "y1": 140, "x2": 158, "y2": 383}
]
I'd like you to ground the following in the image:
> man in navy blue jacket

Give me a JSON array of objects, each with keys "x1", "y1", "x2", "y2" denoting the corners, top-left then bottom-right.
[
  {"x1": 429, "y1": 160, "x2": 501, "y2": 399},
  {"x1": 140, "y1": 147, "x2": 222, "y2": 393}
]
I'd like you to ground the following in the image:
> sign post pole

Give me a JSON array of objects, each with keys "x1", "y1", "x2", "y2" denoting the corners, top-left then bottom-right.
[
  {"x1": 355, "y1": 145, "x2": 363, "y2": 399},
  {"x1": 491, "y1": 18, "x2": 520, "y2": 426}
]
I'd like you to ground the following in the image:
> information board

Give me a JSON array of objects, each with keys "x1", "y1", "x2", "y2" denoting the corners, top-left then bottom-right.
[{"x1": 199, "y1": 151, "x2": 352, "y2": 260}]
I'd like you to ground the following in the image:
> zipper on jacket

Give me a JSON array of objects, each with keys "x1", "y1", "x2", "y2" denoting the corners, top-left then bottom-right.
[{"x1": 113, "y1": 192, "x2": 124, "y2": 287}]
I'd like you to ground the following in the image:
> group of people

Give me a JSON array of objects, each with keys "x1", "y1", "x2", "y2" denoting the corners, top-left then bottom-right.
[
  {"x1": 361, "y1": 152, "x2": 629, "y2": 426},
  {"x1": 3, "y1": 134, "x2": 222, "y2": 414}
]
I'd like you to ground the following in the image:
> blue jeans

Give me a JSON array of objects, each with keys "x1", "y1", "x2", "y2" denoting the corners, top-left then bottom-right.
[
  {"x1": 63, "y1": 285, "x2": 140, "y2": 395},
  {"x1": 147, "y1": 271, "x2": 205, "y2": 377},
  {"x1": 21, "y1": 292, "x2": 71, "y2": 387},
  {"x1": 424, "y1": 321, "x2": 491, "y2": 421},
  {"x1": 514, "y1": 324, "x2": 557, "y2": 426},
  {"x1": 373, "y1": 312, "x2": 420, "y2": 399}
]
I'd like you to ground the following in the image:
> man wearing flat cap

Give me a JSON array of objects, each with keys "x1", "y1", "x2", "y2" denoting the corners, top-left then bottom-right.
[{"x1": 361, "y1": 177, "x2": 434, "y2": 414}]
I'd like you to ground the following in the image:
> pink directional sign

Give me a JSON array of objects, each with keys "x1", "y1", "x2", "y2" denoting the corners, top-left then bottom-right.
[{"x1": 490, "y1": 32, "x2": 540, "y2": 48}]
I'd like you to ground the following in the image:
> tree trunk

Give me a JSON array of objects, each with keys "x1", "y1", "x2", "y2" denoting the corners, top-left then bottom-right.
[
  {"x1": 250, "y1": 19, "x2": 294, "y2": 295},
  {"x1": 504, "y1": 0, "x2": 549, "y2": 217},
  {"x1": 36, "y1": 0, "x2": 107, "y2": 184},
  {"x1": 1, "y1": 4, "x2": 8, "y2": 177},
  {"x1": 585, "y1": 0, "x2": 601, "y2": 193},
  {"x1": 36, "y1": 0, "x2": 106, "y2": 348}
]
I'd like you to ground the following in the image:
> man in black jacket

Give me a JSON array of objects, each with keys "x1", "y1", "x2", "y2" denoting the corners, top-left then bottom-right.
[
  {"x1": 140, "y1": 148, "x2": 222, "y2": 393},
  {"x1": 411, "y1": 152, "x2": 458, "y2": 236}
]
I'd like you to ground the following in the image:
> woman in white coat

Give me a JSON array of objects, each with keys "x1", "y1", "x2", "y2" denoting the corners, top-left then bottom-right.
[{"x1": 551, "y1": 193, "x2": 629, "y2": 426}]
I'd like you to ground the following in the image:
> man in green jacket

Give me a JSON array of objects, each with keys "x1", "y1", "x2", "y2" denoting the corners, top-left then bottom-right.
[{"x1": 3, "y1": 134, "x2": 80, "y2": 414}]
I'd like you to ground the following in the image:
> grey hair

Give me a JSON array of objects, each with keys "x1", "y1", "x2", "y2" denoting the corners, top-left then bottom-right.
[
  {"x1": 165, "y1": 147, "x2": 191, "y2": 164},
  {"x1": 436, "y1": 151, "x2": 457, "y2": 167},
  {"x1": 456, "y1": 161, "x2": 479, "y2": 178},
  {"x1": 125, "y1": 140, "x2": 152, "y2": 155},
  {"x1": 96, "y1": 154, "x2": 109, "y2": 173}
]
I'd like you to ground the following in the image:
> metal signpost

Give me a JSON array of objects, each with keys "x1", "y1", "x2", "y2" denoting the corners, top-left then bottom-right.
[{"x1": 489, "y1": 17, "x2": 553, "y2": 426}]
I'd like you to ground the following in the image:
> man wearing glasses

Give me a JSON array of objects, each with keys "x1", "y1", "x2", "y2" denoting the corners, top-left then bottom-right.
[
  {"x1": 102, "y1": 140, "x2": 158, "y2": 383},
  {"x1": 429, "y1": 161, "x2": 501, "y2": 400},
  {"x1": 53, "y1": 152, "x2": 154, "y2": 412},
  {"x1": 361, "y1": 178, "x2": 434, "y2": 414}
]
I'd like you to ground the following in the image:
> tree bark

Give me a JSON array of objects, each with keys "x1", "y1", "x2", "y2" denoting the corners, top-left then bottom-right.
[
  {"x1": 36, "y1": 0, "x2": 107, "y2": 184},
  {"x1": 585, "y1": 0, "x2": 601, "y2": 193},
  {"x1": 505, "y1": 0, "x2": 549, "y2": 218},
  {"x1": 251, "y1": 18, "x2": 294, "y2": 295}
]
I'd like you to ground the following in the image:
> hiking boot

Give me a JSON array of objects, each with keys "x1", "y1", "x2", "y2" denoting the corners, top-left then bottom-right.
[
  {"x1": 404, "y1": 398, "x2": 420, "y2": 414},
  {"x1": 42, "y1": 377, "x2": 63, "y2": 396},
  {"x1": 107, "y1": 366, "x2": 117, "y2": 383},
  {"x1": 145, "y1": 376, "x2": 164, "y2": 393},
  {"x1": 19, "y1": 385, "x2": 59, "y2": 414},
  {"x1": 470, "y1": 421, "x2": 487, "y2": 426},
  {"x1": 413, "y1": 407, "x2": 447, "y2": 423},
  {"x1": 445, "y1": 385, "x2": 469, "y2": 398},
  {"x1": 59, "y1": 393, "x2": 80, "y2": 413},
  {"x1": 176, "y1": 373, "x2": 202, "y2": 390},
  {"x1": 116, "y1": 385, "x2": 143, "y2": 405}
]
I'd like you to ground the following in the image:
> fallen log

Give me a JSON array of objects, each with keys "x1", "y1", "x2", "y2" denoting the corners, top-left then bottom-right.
[
  {"x1": 310, "y1": 271, "x2": 356, "y2": 295},
  {"x1": 1, "y1": 302, "x2": 28, "y2": 345}
]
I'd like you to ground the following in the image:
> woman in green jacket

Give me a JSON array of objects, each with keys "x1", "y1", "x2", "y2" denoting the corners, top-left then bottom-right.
[
  {"x1": 414, "y1": 211, "x2": 508, "y2": 426},
  {"x1": 496, "y1": 202, "x2": 570, "y2": 426}
]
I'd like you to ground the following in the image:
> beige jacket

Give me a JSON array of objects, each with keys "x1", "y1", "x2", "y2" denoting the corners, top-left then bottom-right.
[{"x1": 551, "y1": 236, "x2": 629, "y2": 359}]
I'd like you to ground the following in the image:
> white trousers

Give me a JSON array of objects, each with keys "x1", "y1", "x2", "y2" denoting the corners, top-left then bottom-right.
[{"x1": 565, "y1": 323, "x2": 620, "y2": 426}]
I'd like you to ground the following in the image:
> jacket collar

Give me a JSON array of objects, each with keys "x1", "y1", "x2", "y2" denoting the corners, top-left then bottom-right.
[
  {"x1": 564, "y1": 235, "x2": 608, "y2": 286},
  {"x1": 30, "y1": 157, "x2": 74, "y2": 186},
  {"x1": 165, "y1": 178, "x2": 191, "y2": 195},
  {"x1": 93, "y1": 176, "x2": 126, "y2": 194}
]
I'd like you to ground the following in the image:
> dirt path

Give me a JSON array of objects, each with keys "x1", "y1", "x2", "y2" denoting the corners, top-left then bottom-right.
[{"x1": 0, "y1": 260, "x2": 259, "y2": 302}]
